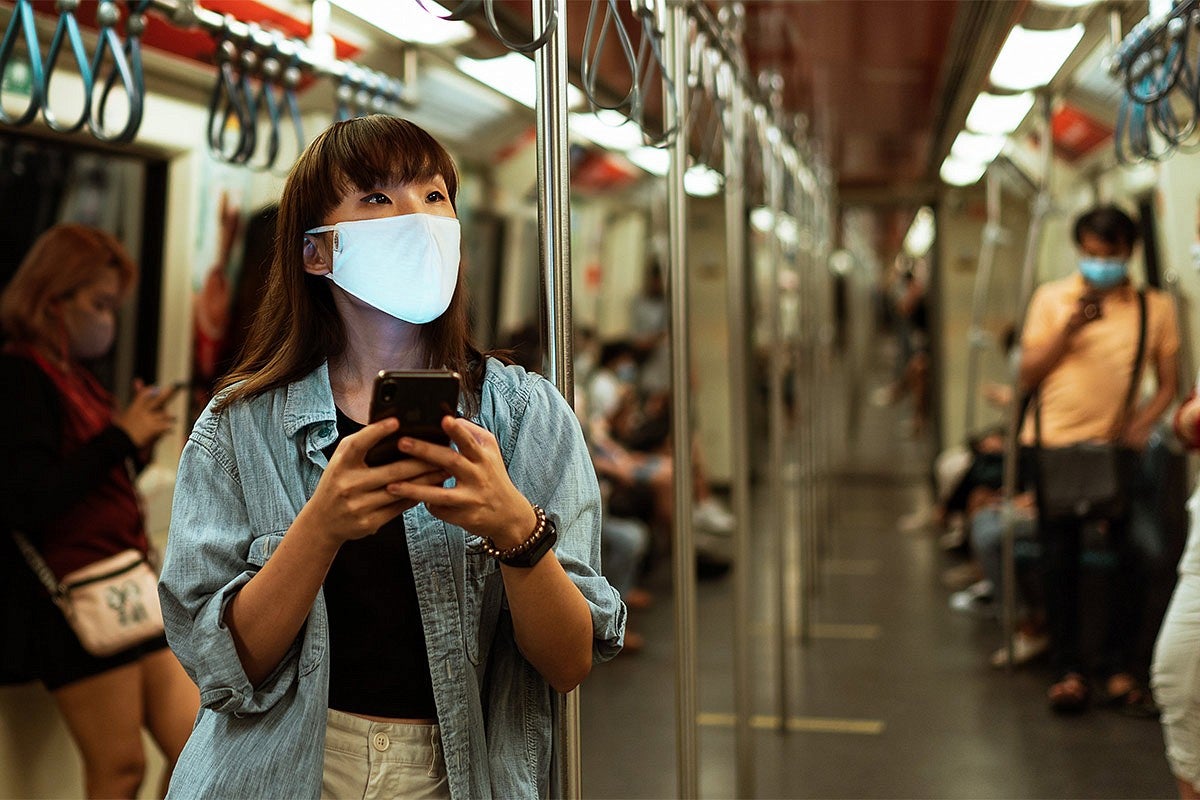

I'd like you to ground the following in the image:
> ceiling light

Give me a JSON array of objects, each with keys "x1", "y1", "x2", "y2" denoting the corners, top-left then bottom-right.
[
  {"x1": 1032, "y1": 0, "x2": 1099, "y2": 6},
  {"x1": 750, "y1": 207, "x2": 774, "y2": 233},
  {"x1": 684, "y1": 165, "x2": 723, "y2": 197},
  {"x1": 989, "y1": 24, "x2": 1085, "y2": 91},
  {"x1": 332, "y1": 0, "x2": 474, "y2": 47},
  {"x1": 965, "y1": 91, "x2": 1035, "y2": 135},
  {"x1": 627, "y1": 146, "x2": 670, "y2": 176},
  {"x1": 903, "y1": 206, "x2": 936, "y2": 257},
  {"x1": 951, "y1": 131, "x2": 1006, "y2": 164},
  {"x1": 569, "y1": 110, "x2": 644, "y2": 152},
  {"x1": 940, "y1": 156, "x2": 986, "y2": 186},
  {"x1": 455, "y1": 53, "x2": 584, "y2": 109}
]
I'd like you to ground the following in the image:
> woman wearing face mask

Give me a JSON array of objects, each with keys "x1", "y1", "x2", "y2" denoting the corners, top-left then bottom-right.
[
  {"x1": 1018, "y1": 205, "x2": 1179, "y2": 713},
  {"x1": 159, "y1": 116, "x2": 624, "y2": 800},
  {"x1": 0, "y1": 224, "x2": 200, "y2": 798}
]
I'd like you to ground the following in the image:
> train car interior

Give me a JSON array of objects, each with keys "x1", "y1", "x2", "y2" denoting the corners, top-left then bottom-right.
[{"x1": 1, "y1": 0, "x2": 1199, "y2": 797}]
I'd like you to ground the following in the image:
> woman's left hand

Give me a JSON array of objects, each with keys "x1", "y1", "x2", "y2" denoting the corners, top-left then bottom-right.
[{"x1": 387, "y1": 416, "x2": 537, "y2": 550}]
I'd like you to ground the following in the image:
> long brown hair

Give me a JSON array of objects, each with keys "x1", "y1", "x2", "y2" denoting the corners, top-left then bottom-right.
[
  {"x1": 0, "y1": 224, "x2": 137, "y2": 359},
  {"x1": 216, "y1": 116, "x2": 491, "y2": 413}
]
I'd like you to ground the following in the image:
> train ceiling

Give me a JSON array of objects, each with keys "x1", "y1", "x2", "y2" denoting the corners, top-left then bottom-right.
[{"x1": 0, "y1": 0, "x2": 1149, "y2": 259}]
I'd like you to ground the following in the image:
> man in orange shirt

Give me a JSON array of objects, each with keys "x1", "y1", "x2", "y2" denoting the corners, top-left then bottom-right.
[{"x1": 1019, "y1": 205, "x2": 1179, "y2": 713}]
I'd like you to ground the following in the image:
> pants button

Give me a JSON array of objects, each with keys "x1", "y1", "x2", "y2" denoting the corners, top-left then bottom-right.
[{"x1": 372, "y1": 732, "x2": 390, "y2": 752}]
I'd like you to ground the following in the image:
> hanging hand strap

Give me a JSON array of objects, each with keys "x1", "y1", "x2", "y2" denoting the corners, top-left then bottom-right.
[{"x1": 1112, "y1": 289, "x2": 1148, "y2": 439}]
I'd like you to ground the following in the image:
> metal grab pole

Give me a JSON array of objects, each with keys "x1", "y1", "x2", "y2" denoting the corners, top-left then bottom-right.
[
  {"x1": 724, "y1": 76, "x2": 755, "y2": 800},
  {"x1": 532, "y1": 1, "x2": 579, "y2": 797},
  {"x1": 1001, "y1": 92, "x2": 1053, "y2": 672},
  {"x1": 964, "y1": 169, "x2": 1004, "y2": 435},
  {"x1": 764, "y1": 130, "x2": 789, "y2": 728},
  {"x1": 665, "y1": 3, "x2": 699, "y2": 796}
]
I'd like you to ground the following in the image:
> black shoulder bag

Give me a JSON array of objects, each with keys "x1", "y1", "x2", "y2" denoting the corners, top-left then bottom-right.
[{"x1": 1035, "y1": 290, "x2": 1146, "y2": 521}]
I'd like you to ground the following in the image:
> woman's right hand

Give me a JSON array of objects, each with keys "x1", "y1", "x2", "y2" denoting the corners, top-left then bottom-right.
[
  {"x1": 299, "y1": 418, "x2": 449, "y2": 547},
  {"x1": 113, "y1": 380, "x2": 178, "y2": 449}
]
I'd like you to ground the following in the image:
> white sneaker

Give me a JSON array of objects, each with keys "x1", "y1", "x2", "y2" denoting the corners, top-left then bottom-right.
[
  {"x1": 990, "y1": 631, "x2": 1049, "y2": 668},
  {"x1": 693, "y1": 498, "x2": 735, "y2": 533},
  {"x1": 949, "y1": 580, "x2": 995, "y2": 616}
]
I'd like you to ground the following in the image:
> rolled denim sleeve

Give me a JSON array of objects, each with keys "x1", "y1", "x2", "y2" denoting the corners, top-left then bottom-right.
[
  {"x1": 503, "y1": 372, "x2": 626, "y2": 663},
  {"x1": 159, "y1": 427, "x2": 305, "y2": 716}
]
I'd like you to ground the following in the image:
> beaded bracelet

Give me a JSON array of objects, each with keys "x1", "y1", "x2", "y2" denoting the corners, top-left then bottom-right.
[{"x1": 479, "y1": 504, "x2": 548, "y2": 561}]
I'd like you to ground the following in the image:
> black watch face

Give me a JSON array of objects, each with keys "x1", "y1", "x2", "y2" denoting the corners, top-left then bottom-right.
[{"x1": 504, "y1": 520, "x2": 557, "y2": 567}]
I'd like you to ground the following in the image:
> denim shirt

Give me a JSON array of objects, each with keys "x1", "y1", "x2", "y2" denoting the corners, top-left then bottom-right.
[{"x1": 159, "y1": 359, "x2": 625, "y2": 800}]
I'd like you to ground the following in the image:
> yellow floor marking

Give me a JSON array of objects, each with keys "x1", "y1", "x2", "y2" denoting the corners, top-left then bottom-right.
[
  {"x1": 823, "y1": 559, "x2": 882, "y2": 576},
  {"x1": 698, "y1": 712, "x2": 885, "y2": 735},
  {"x1": 809, "y1": 622, "x2": 882, "y2": 640}
]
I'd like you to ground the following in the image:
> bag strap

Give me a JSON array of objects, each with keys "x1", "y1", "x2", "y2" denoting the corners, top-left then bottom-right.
[
  {"x1": 1035, "y1": 288, "x2": 1148, "y2": 445},
  {"x1": 10, "y1": 533, "x2": 63, "y2": 600},
  {"x1": 1113, "y1": 289, "x2": 1148, "y2": 438}
]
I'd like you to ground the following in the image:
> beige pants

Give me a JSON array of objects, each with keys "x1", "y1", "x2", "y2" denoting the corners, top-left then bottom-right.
[{"x1": 321, "y1": 709, "x2": 450, "y2": 799}]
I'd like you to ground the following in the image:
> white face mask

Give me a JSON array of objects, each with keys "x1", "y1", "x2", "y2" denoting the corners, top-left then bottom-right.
[{"x1": 306, "y1": 213, "x2": 461, "y2": 324}]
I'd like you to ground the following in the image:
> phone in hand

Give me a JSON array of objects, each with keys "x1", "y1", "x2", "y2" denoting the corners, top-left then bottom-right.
[{"x1": 365, "y1": 369, "x2": 461, "y2": 467}]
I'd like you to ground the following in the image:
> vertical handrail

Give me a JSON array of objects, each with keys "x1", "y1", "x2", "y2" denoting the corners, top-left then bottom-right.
[
  {"x1": 964, "y1": 169, "x2": 1003, "y2": 435},
  {"x1": 532, "y1": 0, "x2": 580, "y2": 797},
  {"x1": 665, "y1": 2, "x2": 699, "y2": 796},
  {"x1": 765, "y1": 132, "x2": 789, "y2": 729},
  {"x1": 1001, "y1": 92, "x2": 1054, "y2": 672},
  {"x1": 723, "y1": 73, "x2": 755, "y2": 800}
]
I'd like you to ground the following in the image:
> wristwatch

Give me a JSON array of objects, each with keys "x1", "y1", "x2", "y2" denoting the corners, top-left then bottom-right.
[{"x1": 499, "y1": 517, "x2": 558, "y2": 568}]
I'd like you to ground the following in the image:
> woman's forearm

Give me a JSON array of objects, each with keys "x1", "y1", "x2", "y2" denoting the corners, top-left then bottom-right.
[
  {"x1": 502, "y1": 553, "x2": 595, "y2": 693},
  {"x1": 225, "y1": 510, "x2": 341, "y2": 687}
]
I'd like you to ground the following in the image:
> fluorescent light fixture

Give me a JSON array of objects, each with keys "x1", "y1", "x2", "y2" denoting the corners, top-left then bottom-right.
[
  {"x1": 829, "y1": 249, "x2": 855, "y2": 276},
  {"x1": 940, "y1": 155, "x2": 986, "y2": 187},
  {"x1": 332, "y1": 0, "x2": 474, "y2": 47},
  {"x1": 903, "y1": 206, "x2": 936, "y2": 258},
  {"x1": 965, "y1": 91, "x2": 1035, "y2": 135},
  {"x1": 684, "y1": 165, "x2": 722, "y2": 197},
  {"x1": 951, "y1": 131, "x2": 1006, "y2": 164},
  {"x1": 569, "y1": 110, "x2": 644, "y2": 152},
  {"x1": 990, "y1": 24, "x2": 1085, "y2": 91},
  {"x1": 455, "y1": 53, "x2": 584, "y2": 109},
  {"x1": 750, "y1": 207, "x2": 774, "y2": 233},
  {"x1": 1033, "y1": 0, "x2": 1099, "y2": 6},
  {"x1": 627, "y1": 146, "x2": 670, "y2": 176}
]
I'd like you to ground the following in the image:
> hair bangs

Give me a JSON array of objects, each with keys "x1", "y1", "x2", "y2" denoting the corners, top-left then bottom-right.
[{"x1": 323, "y1": 116, "x2": 459, "y2": 209}]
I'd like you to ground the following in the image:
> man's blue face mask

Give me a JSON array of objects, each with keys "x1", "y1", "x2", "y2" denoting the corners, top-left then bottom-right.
[{"x1": 1078, "y1": 256, "x2": 1128, "y2": 289}]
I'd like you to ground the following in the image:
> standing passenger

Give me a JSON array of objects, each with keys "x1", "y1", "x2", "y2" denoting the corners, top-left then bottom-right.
[
  {"x1": 1019, "y1": 205, "x2": 1179, "y2": 712},
  {"x1": 0, "y1": 224, "x2": 200, "y2": 798},
  {"x1": 158, "y1": 115, "x2": 625, "y2": 799},
  {"x1": 1152, "y1": 381, "x2": 1200, "y2": 799}
]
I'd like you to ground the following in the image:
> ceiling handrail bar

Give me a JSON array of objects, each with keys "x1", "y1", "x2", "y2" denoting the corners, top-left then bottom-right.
[{"x1": 42, "y1": 0, "x2": 93, "y2": 134}]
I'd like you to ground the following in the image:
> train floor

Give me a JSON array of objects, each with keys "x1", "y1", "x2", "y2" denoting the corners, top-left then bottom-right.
[{"x1": 579, "y1": 361, "x2": 1177, "y2": 799}]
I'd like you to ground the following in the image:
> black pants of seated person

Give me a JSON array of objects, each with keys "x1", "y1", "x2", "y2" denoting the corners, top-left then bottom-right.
[{"x1": 1039, "y1": 513, "x2": 1144, "y2": 679}]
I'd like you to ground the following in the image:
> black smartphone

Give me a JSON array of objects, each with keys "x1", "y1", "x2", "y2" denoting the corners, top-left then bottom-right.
[{"x1": 365, "y1": 369, "x2": 461, "y2": 467}]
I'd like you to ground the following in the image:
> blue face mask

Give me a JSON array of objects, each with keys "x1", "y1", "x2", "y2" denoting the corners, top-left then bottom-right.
[{"x1": 1078, "y1": 257, "x2": 1128, "y2": 289}]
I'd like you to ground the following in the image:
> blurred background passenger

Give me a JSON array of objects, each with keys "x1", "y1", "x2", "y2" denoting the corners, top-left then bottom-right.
[
  {"x1": 1019, "y1": 205, "x2": 1179, "y2": 713},
  {"x1": 0, "y1": 224, "x2": 199, "y2": 798}
]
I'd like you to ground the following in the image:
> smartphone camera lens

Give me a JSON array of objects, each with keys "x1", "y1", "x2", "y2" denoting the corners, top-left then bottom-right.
[{"x1": 381, "y1": 383, "x2": 397, "y2": 403}]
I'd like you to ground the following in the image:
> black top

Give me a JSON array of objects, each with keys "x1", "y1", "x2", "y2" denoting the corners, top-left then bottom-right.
[
  {"x1": 0, "y1": 354, "x2": 138, "y2": 533},
  {"x1": 322, "y1": 409, "x2": 436, "y2": 720}
]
